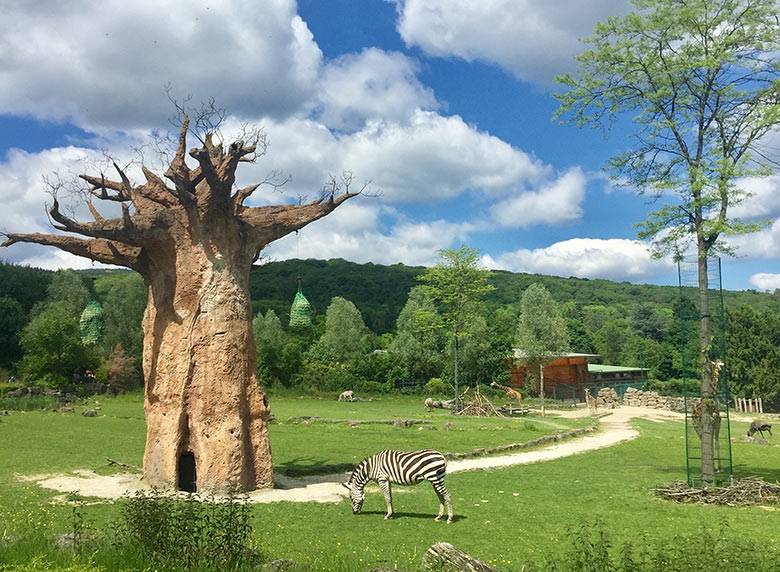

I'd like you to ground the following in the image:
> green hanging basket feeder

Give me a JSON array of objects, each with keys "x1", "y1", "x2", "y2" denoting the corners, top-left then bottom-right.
[
  {"x1": 79, "y1": 299, "x2": 104, "y2": 345},
  {"x1": 289, "y1": 279, "x2": 312, "y2": 330}
]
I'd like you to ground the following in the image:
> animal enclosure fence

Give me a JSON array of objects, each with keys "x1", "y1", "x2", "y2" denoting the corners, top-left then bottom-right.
[{"x1": 678, "y1": 256, "x2": 733, "y2": 486}]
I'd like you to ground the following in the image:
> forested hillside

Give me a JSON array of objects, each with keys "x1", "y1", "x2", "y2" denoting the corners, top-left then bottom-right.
[
  {"x1": 1, "y1": 258, "x2": 778, "y2": 408},
  {"x1": 4, "y1": 258, "x2": 779, "y2": 335},
  {"x1": 248, "y1": 258, "x2": 780, "y2": 333}
]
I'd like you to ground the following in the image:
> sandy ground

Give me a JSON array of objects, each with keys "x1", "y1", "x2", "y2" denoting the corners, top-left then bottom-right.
[{"x1": 20, "y1": 407, "x2": 683, "y2": 504}]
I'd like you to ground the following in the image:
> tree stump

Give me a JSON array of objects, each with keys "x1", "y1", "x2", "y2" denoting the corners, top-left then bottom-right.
[{"x1": 421, "y1": 543, "x2": 496, "y2": 572}]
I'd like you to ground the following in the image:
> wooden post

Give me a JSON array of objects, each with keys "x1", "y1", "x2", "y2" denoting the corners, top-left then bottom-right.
[{"x1": 758, "y1": 397, "x2": 763, "y2": 414}]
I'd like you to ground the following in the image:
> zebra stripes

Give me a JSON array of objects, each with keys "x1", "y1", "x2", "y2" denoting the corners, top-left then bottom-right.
[{"x1": 342, "y1": 449, "x2": 453, "y2": 523}]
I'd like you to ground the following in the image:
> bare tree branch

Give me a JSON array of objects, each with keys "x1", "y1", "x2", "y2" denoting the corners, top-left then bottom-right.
[
  {"x1": 239, "y1": 174, "x2": 370, "y2": 248},
  {"x1": 1, "y1": 232, "x2": 141, "y2": 269},
  {"x1": 47, "y1": 198, "x2": 145, "y2": 246}
]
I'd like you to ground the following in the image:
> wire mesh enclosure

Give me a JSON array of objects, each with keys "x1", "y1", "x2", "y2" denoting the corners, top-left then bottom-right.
[{"x1": 677, "y1": 256, "x2": 733, "y2": 486}]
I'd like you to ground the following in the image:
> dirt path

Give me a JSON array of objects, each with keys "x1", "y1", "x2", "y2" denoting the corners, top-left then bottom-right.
[
  {"x1": 449, "y1": 406, "x2": 681, "y2": 472},
  {"x1": 21, "y1": 407, "x2": 682, "y2": 504}
]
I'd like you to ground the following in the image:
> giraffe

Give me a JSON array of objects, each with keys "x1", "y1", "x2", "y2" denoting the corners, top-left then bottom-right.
[
  {"x1": 691, "y1": 360, "x2": 724, "y2": 472},
  {"x1": 583, "y1": 388, "x2": 598, "y2": 414},
  {"x1": 490, "y1": 382, "x2": 523, "y2": 405}
]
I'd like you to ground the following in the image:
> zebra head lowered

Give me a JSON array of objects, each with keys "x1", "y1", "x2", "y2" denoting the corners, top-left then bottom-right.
[
  {"x1": 342, "y1": 459, "x2": 368, "y2": 513},
  {"x1": 342, "y1": 481, "x2": 365, "y2": 513}
]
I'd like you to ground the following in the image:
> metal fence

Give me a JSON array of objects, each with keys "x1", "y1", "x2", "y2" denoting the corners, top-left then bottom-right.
[{"x1": 678, "y1": 256, "x2": 733, "y2": 486}]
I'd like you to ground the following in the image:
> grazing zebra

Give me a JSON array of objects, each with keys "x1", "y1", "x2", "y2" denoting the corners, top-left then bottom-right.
[{"x1": 342, "y1": 449, "x2": 453, "y2": 523}]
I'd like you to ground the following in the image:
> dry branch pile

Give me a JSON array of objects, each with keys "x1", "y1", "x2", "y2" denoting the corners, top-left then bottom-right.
[
  {"x1": 456, "y1": 387, "x2": 504, "y2": 417},
  {"x1": 653, "y1": 477, "x2": 780, "y2": 506}
]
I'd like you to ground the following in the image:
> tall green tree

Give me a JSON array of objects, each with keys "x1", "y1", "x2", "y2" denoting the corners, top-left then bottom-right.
[
  {"x1": 728, "y1": 305, "x2": 780, "y2": 409},
  {"x1": 389, "y1": 287, "x2": 445, "y2": 384},
  {"x1": 309, "y1": 297, "x2": 372, "y2": 364},
  {"x1": 418, "y1": 246, "x2": 494, "y2": 406},
  {"x1": 19, "y1": 303, "x2": 99, "y2": 387},
  {"x1": 0, "y1": 296, "x2": 25, "y2": 369},
  {"x1": 516, "y1": 283, "x2": 570, "y2": 416},
  {"x1": 95, "y1": 273, "x2": 146, "y2": 364},
  {"x1": 556, "y1": 0, "x2": 780, "y2": 482},
  {"x1": 39, "y1": 269, "x2": 90, "y2": 317},
  {"x1": 631, "y1": 302, "x2": 669, "y2": 342},
  {"x1": 252, "y1": 309, "x2": 288, "y2": 385},
  {"x1": 562, "y1": 302, "x2": 597, "y2": 354},
  {"x1": 595, "y1": 320, "x2": 627, "y2": 365}
]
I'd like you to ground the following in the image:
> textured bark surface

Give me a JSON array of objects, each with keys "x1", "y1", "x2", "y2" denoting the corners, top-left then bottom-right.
[
  {"x1": 2, "y1": 113, "x2": 361, "y2": 491},
  {"x1": 141, "y1": 252, "x2": 273, "y2": 490}
]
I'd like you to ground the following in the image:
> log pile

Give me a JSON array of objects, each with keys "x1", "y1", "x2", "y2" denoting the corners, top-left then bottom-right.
[
  {"x1": 596, "y1": 387, "x2": 619, "y2": 409},
  {"x1": 653, "y1": 477, "x2": 780, "y2": 506},
  {"x1": 424, "y1": 398, "x2": 454, "y2": 411}
]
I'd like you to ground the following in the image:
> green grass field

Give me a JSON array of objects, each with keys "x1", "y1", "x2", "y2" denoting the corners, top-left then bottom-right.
[{"x1": 0, "y1": 393, "x2": 778, "y2": 571}]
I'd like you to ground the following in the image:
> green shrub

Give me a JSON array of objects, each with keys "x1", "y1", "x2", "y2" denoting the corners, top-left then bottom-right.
[
  {"x1": 293, "y1": 362, "x2": 359, "y2": 392},
  {"x1": 355, "y1": 380, "x2": 393, "y2": 394},
  {"x1": 645, "y1": 377, "x2": 699, "y2": 396},
  {"x1": 0, "y1": 395, "x2": 59, "y2": 411},
  {"x1": 544, "y1": 520, "x2": 779, "y2": 571},
  {"x1": 425, "y1": 378, "x2": 450, "y2": 395},
  {"x1": 113, "y1": 489, "x2": 259, "y2": 571}
]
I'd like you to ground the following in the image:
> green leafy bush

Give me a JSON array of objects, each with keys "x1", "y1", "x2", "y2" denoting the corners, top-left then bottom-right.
[
  {"x1": 425, "y1": 378, "x2": 449, "y2": 395},
  {"x1": 544, "y1": 520, "x2": 779, "y2": 572},
  {"x1": 113, "y1": 489, "x2": 259, "y2": 571}
]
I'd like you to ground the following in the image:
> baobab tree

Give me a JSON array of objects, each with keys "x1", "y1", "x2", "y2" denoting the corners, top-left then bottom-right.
[{"x1": 2, "y1": 108, "x2": 364, "y2": 492}]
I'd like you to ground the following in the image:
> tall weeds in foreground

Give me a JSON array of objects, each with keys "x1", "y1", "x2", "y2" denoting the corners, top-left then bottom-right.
[
  {"x1": 112, "y1": 488, "x2": 259, "y2": 571},
  {"x1": 545, "y1": 520, "x2": 779, "y2": 572}
]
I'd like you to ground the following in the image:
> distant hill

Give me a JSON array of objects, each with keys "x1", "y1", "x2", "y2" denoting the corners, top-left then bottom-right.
[
  {"x1": 249, "y1": 258, "x2": 780, "y2": 333},
  {"x1": 3, "y1": 258, "x2": 779, "y2": 334}
]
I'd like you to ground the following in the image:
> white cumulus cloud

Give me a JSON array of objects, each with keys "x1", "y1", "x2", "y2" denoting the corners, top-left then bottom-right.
[
  {"x1": 489, "y1": 167, "x2": 586, "y2": 228},
  {"x1": 255, "y1": 110, "x2": 556, "y2": 205},
  {"x1": 728, "y1": 218, "x2": 780, "y2": 259},
  {"x1": 482, "y1": 238, "x2": 672, "y2": 281},
  {"x1": 394, "y1": 0, "x2": 630, "y2": 85},
  {"x1": 0, "y1": 0, "x2": 322, "y2": 129},
  {"x1": 750, "y1": 273, "x2": 780, "y2": 291},
  {"x1": 261, "y1": 203, "x2": 470, "y2": 267},
  {"x1": 731, "y1": 175, "x2": 780, "y2": 220},
  {"x1": 315, "y1": 48, "x2": 438, "y2": 132}
]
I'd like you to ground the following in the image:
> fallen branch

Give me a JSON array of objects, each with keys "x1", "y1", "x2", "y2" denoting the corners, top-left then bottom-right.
[{"x1": 106, "y1": 457, "x2": 140, "y2": 471}]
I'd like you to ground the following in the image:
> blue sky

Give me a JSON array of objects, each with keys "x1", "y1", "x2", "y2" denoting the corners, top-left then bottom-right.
[{"x1": 0, "y1": 0, "x2": 778, "y2": 291}]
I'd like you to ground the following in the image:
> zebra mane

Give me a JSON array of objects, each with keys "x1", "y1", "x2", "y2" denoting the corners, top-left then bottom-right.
[{"x1": 349, "y1": 457, "x2": 370, "y2": 486}]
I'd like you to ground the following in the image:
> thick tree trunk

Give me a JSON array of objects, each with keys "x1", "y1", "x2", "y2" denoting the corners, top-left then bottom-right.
[
  {"x1": 539, "y1": 363, "x2": 546, "y2": 417},
  {"x1": 141, "y1": 246, "x2": 273, "y2": 492},
  {"x1": 697, "y1": 251, "x2": 717, "y2": 483},
  {"x1": 1, "y1": 113, "x2": 361, "y2": 493}
]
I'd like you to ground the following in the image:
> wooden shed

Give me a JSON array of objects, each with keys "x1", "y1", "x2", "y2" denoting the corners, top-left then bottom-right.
[
  {"x1": 509, "y1": 350, "x2": 648, "y2": 401},
  {"x1": 509, "y1": 351, "x2": 597, "y2": 401}
]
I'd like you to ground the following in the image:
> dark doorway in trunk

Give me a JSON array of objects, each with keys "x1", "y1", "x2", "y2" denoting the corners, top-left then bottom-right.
[{"x1": 177, "y1": 452, "x2": 197, "y2": 492}]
